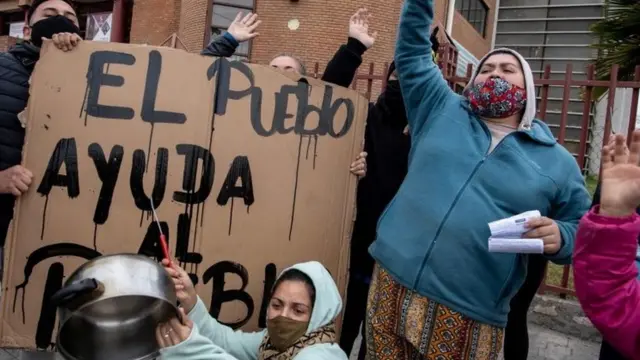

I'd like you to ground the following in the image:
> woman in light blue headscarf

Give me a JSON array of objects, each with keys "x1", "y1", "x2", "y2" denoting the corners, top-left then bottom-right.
[{"x1": 155, "y1": 260, "x2": 347, "y2": 360}]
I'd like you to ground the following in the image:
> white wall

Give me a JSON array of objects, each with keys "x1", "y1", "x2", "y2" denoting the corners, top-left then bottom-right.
[
  {"x1": 453, "y1": 39, "x2": 479, "y2": 78},
  {"x1": 588, "y1": 89, "x2": 639, "y2": 175}
]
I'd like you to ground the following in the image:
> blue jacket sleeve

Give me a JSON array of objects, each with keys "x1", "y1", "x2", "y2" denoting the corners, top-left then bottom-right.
[
  {"x1": 395, "y1": 0, "x2": 455, "y2": 137},
  {"x1": 201, "y1": 32, "x2": 240, "y2": 57},
  {"x1": 187, "y1": 297, "x2": 264, "y2": 360},
  {"x1": 159, "y1": 323, "x2": 242, "y2": 360},
  {"x1": 546, "y1": 162, "x2": 591, "y2": 264}
]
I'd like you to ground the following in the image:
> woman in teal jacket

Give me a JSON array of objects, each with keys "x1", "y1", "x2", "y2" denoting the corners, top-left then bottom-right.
[
  {"x1": 365, "y1": 0, "x2": 591, "y2": 359},
  {"x1": 156, "y1": 261, "x2": 348, "y2": 360}
]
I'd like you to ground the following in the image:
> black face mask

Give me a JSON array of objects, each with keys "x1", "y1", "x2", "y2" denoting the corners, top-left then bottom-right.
[
  {"x1": 30, "y1": 15, "x2": 80, "y2": 48},
  {"x1": 375, "y1": 79, "x2": 407, "y2": 126},
  {"x1": 384, "y1": 80, "x2": 402, "y2": 101}
]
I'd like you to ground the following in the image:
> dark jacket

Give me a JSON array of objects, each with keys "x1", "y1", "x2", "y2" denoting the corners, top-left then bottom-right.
[
  {"x1": 201, "y1": 33, "x2": 240, "y2": 58},
  {"x1": 323, "y1": 40, "x2": 411, "y2": 280},
  {"x1": 0, "y1": 42, "x2": 39, "y2": 247}
]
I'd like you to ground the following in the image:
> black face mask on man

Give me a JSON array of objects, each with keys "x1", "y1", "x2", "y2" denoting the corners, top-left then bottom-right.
[{"x1": 30, "y1": 15, "x2": 80, "y2": 48}]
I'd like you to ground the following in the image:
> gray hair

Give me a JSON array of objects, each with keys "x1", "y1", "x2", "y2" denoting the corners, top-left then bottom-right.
[{"x1": 272, "y1": 52, "x2": 307, "y2": 75}]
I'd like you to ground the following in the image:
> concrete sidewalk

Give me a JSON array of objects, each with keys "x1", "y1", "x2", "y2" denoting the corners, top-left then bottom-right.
[
  {"x1": 0, "y1": 324, "x2": 601, "y2": 360},
  {"x1": 520, "y1": 324, "x2": 600, "y2": 360}
]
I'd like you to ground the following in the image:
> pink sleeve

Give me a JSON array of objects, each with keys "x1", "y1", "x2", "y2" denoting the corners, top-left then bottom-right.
[{"x1": 573, "y1": 207, "x2": 640, "y2": 360}]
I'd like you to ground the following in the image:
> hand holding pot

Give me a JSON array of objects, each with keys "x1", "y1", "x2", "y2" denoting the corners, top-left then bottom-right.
[
  {"x1": 162, "y1": 259, "x2": 197, "y2": 313},
  {"x1": 156, "y1": 308, "x2": 193, "y2": 348}
]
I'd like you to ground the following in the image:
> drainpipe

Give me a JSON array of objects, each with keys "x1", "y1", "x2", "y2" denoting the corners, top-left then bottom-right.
[
  {"x1": 110, "y1": 0, "x2": 125, "y2": 42},
  {"x1": 445, "y1": 0, "x2": 455, "y2": 35},
  {"x1": 490, "y1": 0, "x2": 500, "y2": 49}
]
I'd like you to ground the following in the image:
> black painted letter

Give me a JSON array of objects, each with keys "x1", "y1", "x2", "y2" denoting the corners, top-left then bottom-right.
[
  {"x1": 85, "y1": 51, "x2": 136, "y2": 119},
  {"x1": 89, "y1": 143, "x2": 124, "y2": 224},
  {"x1": 258, "y1": 263, "x2": 277, "y2": 328},
  {"x1": 138, "y1": 221, "x2": 170, "y2": 261},
  {"x1": 130, "y1": 148, "x2": 169, "y2": 211},
  {"x1": 173, "y1": 144, "x2": 214, "y2": 205},
  {"x1": 37, "y1": 138, "x2": 80, "y2": 198},
  {"x1": 141, "y1": 50, "x2": 187, "y2": 124},
  {"x1": 203, "y1": 261, "x2": 254, "y2": 329},
  {"x1": 217, "y1": 156, "x2": 254, "y2": 206}
]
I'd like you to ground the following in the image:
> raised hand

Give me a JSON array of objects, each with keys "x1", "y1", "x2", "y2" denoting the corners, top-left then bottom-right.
[
  {"x1": 349, "y1": 8, "x2": 377, "y2": 49},
  {"x1": 227, "y1": 12, "x2": 261, "y2": 43},
  {"x1": 599, "y1": 131, "x2": 640, "y2": 217},
  {"x1": 161, "y1": 259, "x2": 198, "y2": 313}
]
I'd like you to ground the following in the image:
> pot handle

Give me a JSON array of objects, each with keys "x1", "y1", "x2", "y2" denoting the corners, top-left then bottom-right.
[{"x1": 50, "y1": 278, "x2": 101, "y2": 307}]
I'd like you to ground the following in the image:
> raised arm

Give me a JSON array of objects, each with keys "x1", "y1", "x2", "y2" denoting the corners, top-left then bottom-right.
[
  {"x1": 321, "y1": 8, "x2": 376, "y2": 87},
  {"x1": 395, "y1": 0, "x2": 455, "y2": 136},
  {"x1": 202, "y1": 12, "x2": 261, "y2": 58},
  {"x1": 321, "y1": 39, "x2": 366, "y2": 87},
  {"x1": 201, "y1": 33, "x2": 240, "y2": 57},
  {"x1": 187, "y1": 297, "x2": 264, "y2": 360}
]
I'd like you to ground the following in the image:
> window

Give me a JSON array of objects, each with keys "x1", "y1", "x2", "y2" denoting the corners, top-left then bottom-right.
[
  {"x1": 0, "y1": 10, "x2": 27, "y2": 38},
  {"x1": 211, "y1": 0, "x2": 254, "y2": 60},
  {"x1": 455, "y1": 0, "x2": 488, "y2": 37},
  {"x1": 75, "y1": 2, "x2": 118, "y2": 42}
]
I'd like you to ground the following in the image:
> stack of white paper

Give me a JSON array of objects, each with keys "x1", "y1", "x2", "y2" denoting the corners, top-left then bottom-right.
[{"x1": 488, "y1": 211, "x2": 544, "y2": 254}]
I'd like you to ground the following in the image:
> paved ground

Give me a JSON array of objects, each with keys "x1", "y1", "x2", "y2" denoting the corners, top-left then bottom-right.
[
  {"x1": 521, "y1": 324, "x2": 601, "y2": 360},
  {"x1": 348, "y1": 324, "x2": 601, "y2": 360},
  {"x1": 0, "y1": 324, "x2": 601, "y2": 360}
]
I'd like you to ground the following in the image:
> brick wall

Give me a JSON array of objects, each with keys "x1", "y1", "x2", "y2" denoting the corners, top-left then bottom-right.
[
  {"x1": 451, "y1": 2, "x2": 496, "y2": 59},
  {"x1": 97, "y1": 0, "x2": 492, "y2": 71},
  {"x1": 177, "y1": 0, "x2": 210, "y2": 52},
  {"x1": 0, "y1": 36, "x2": 17, "y2": 52},
  {"x1": 251, "y1": 0, "x2": 407, "y2": 77},
  {"x1": 129, "y1": 0, "x2": 181, "y2": 46}
]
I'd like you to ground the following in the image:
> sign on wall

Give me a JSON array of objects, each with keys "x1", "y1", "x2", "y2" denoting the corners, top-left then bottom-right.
[
  {"x1": 86, "y1": 12, "x2": 112, "y2": 42},
  {"x1": 9, "y1": 22, "x2": 25, "y2": 39},
  {"x1": 0, "y1": 41, "x2": 366, "y2": 349}
]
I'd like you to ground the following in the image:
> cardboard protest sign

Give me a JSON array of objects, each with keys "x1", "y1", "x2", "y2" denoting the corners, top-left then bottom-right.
[{"x1": 0, "y1": 41, "x2": 366, "y2": 349}]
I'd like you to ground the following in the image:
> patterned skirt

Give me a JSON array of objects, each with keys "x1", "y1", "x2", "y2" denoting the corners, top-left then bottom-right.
[{"x1": 365, "y1": 264, "x2": 503, "y2": 360}]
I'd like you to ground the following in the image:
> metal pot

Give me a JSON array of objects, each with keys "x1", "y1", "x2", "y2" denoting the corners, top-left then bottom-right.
[{"x1": 51, "y1": 254, "x2": 178, "y2": 360}]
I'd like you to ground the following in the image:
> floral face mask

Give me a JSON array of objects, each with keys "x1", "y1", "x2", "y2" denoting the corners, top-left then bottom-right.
[{"x1": 464, "y1": 77, "x2": 527, "y2": 119}]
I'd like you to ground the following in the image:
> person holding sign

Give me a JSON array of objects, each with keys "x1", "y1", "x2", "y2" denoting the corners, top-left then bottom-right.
[
  {"x1": 364, "y1": 0, "x2": 591, "y2": 358},
  {"x1": 156, "y1": 260, "x2": 348, "y2": 360},
  {"x1": 0, "y1": 0, "x2": 82, "y2": 274}
]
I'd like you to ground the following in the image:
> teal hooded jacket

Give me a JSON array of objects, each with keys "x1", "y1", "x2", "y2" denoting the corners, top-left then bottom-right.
[
  {"x1": 159, "y1": 261, "x2": 348, "y2": 359},
  {"x1": 368, "y1": 0, "x2": 591, "y2": 327}
]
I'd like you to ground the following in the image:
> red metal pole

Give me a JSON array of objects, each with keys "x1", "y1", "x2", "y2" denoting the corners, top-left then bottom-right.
[
  {"x1": 577, "y1": 65, "x2": 595, "y2": 170},
  {"x1": 110, "y1": 0, "x2": 125, "y2": 43},
  {"x1": 557, "y1": 63, "x2": 573, "y2": 145},
  {"x1": 626, "y1": 65, "x2": 640, "y2": 141}
]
